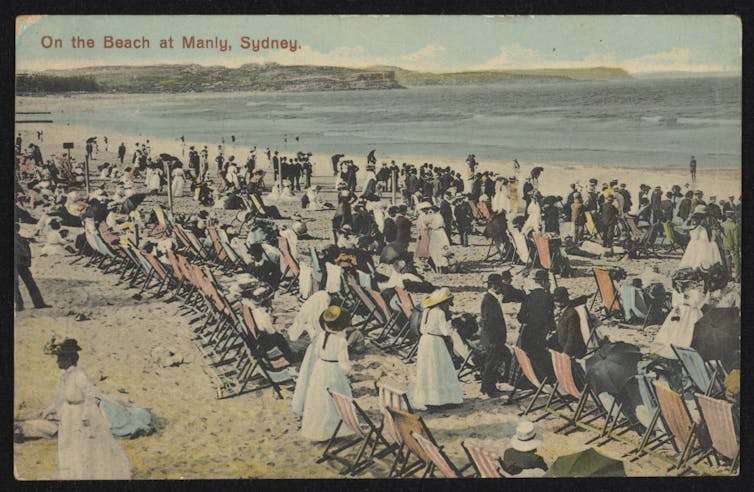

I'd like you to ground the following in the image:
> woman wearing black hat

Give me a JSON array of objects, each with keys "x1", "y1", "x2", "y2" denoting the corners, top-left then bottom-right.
[
  {"x1": 300, "y1": 306, "x2": 354, "y2": 441},
  {"x1": 42, "y1": 338, "x2": 132, "y2": 479}
]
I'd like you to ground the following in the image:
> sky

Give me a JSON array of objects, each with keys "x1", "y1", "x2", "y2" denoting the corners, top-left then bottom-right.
[{"x1": 16, "y1": 15, "x2": 741, "y2": 74}]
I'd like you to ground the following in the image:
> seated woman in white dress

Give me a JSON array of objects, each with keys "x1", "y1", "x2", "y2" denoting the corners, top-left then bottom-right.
[
  {"x1": 679, "y1": 206, "x2": 723, "y2": 270},
  {"x1": 411, "y1": 287, "x2": 464, "y2": 410},
  {"x1": 651, "y1": 269, "x2": 706, "y2": 358},
  {"x1": 300, "y1": 306, "x2": 354, "y2": 441}
]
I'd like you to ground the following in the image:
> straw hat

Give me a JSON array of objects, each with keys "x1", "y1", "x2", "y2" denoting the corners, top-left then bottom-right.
[
  {"x1": 510, "y1": 420, "x2": 542, "y2": 452},
  {"x1": 335, "y1": 253, "x2": 357, "y2": 267},
  {"x1": 319, "y1": 306, "x2": 352, "y2": 333},
  {"x1": 422, "y1": 287, "x2": 454, "y2": 308}
]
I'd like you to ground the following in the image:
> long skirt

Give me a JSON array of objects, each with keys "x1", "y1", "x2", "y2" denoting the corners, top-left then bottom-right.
[
  {"x1": 300, "y1": 360, "x2": 354, "y2": 441},
  {"x1": 411, "y1": 335, "x2": 464, "y2": 410},
  {"x1": 291, "y1": 341, "x2": 318, "y2": 416},
  {"x1": 415, "y1": 227, "x2": 431, "y2": 259}
]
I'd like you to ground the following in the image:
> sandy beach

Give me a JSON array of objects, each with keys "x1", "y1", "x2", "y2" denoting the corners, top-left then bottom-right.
[{"x1": 13, "y1": 124, "x2": 740, "y2": 479}]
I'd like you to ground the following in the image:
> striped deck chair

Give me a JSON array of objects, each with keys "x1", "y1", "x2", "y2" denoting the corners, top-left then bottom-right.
[
  {"x1": 277, "y1": 235, "x2": 300, "y2": 293},
  {"x1": 460, "y1": 441, "x2": 506, "y2": 478},
  {"x1": 318, "y1": 389, "x2": 391, "y2": 475},
  {"x1": 411, "y1": 431, "x2": 472, "y2": 478},
  {"x1": 388, "y1": 287, "x2": 418, "y2": 357},
  {"x1": 370, "y1": 287, "x2": 414, "y2": 352},
  {"x1": 508, "y1": 346, "x2": 555, "y2": 416},
  {"x1": 590, "y1": 267, "x2": 624, "y2": 320},
  {"x1": 694, "y1": 394, "x2": 739, "y2": 474},
  {"x1": 546, "y1": 349, "x2": 608, "y2": 434},
  {"x1": 574, "y1": 302, "x2": 601, "y2": 355},
  {"x1": 508, "y1": 228, "x2": 532, "y2": 266},
  {"x1": 622, "y1": 216, "x2": 656, "y2": 259},
  {"x1": 661, "y1": 221, "x2": 681, "y2": 254},
  {"x1": 477, "y1": 201, "x2": 493, "y2": 224},
  {"x1": 237, "y1": 301, "x2": 292, "y2": 398},
  {"x1": 533, "y1": 232, "x2": 558, "y2": 287},
  {"x1": 671, "y1": 345, "x2": 724, "y2": 397},
  {"x1": 372, "y1": 382, "x2": 415, "y2": 473},
  {"x1": 174, "y1": 223, "x2": 209, "y2": 261},
  {"x1": 469, "y1": 200, "x2": 486, "y2": 225},
  {"x1": 652, "y1": 381, "x2": 709, "y2": 470},
  {"x1": 384, "y1": 408, "x2": 436, "y2": 478},
  {"x1": 309, "y1": 246, "x2": 323, "y2": 289},
  {"x1": 344, "y1": 274, "x2": 383, "y2": 331},
  {"x1": 455, "y1": 337, "x2": 483, "y2": 383},
  {"x1": 584, "y1": 211, "x2": 600, "y2": 239},
  {"x1": 140, "y1": 252, "x2": 176, "y2": 297},
  {"x1": 207, "y1": 225, "x2": 229, "y2": 264},
  {"x1": 216, "y1": 227, "x2": 244, "y2": 271}
]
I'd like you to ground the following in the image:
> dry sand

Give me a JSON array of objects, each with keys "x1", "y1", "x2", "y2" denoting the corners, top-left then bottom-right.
[{"x1": 13, "y1": 126, "x2": 739, "y2": 479}]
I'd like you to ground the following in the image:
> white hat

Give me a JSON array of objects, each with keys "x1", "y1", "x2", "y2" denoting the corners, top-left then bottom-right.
[
  {"x1": 509, "y1": 420, "x2": 542, "y2": 452},
  {"x1": 418, "y1": 201, "x2": 433, "y2": 210}
]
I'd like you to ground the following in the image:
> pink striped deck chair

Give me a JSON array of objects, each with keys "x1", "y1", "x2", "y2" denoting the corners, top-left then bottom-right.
[
  {"x1": 591, "y1": 267, "x2": 624, "y2": 320},
  {"x1": 207, "y1": 225, "x2": 229, "y2": 263},
  {"x1": 477, "y1": 201, "x2": 492, "y2": 222},
  {"x1": 236, "y1": 302, "x2": 290, "y2": 399},
  {"x1": 318, "y1": 389, "x2": 391, "y2": 476},
  {"x1": 367, "y1": 289, "x2": 402, "y2": 343},
  {"x1": 344, "y1": 274, "x2": 381, "y2": 330},
  {"x1": 653, "y1": 382, "x2": 706, "y2": 469},
  {"x1": 411, "y1": 431, "x2": 471, "y2": 478},
  {"x1": 547, "y1": 349, "x2": 607, "y2": 433},
  {"x1": 694, "y1": 394, "x2": 739, "y2": 474},
  {"x1": 511, "y1": 346, "x2": 554, "y2": 417},
  {"x1": 277, "y1": 235, "x2": 300, "y2": 292},
  {"x1": 460, "y1": 441, "x2": 506, "y2": 478},
  {"x1": 373, "y1": 382, "x2": 415, "y2": 475}
]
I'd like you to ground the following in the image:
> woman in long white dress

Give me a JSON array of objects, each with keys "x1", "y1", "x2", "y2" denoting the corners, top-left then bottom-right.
[
  {"x1": 521, "y1": 193, "x2": 542, "y2": 237},
  {"x1": 427, "y1": 209, "x2": 450, "y2": 271},
  {"x1": 290, "y1": 291, "x2": 332, "y2": 416},
  {"x1": 411, "y1": 288, "x2": 464, "y2": 410},
  {"x1": 300, "y1": 306, "x2": 354, "y2": 441},
  {"x1": 145, "y1": 165, "x2": 162, "y2": 194},
  {"x1": 42, "y1": 338, "x2": 132, "y2": 479},
  {"x1": 491, "y1": 179, "x2": 511, "y2": 214},
  {"x1": 171, "y1": 167, "x2": 186, "y2": 197},
  {"x1": 651, "y1": 278, "x2": 706, "y2": 358},
  {"x1": 414, "y1": 202, "x2": 433, "y2": 261},
  {"x1": 679, "y1": 209, "x2": 723, "y2": 270}
]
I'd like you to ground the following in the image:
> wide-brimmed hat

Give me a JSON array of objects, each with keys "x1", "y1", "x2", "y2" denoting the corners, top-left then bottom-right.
[
  {"x1": 319, "y1": 306, "x2": 352, "y2": 333},
  {"x1": 46, "y1": 338, "x2": 82, "y2": 356},
  {"x1": 510, "y1": 420, "x2": 542, "y2": 452},
  {"x1": 422, "y1": 287, "x2": 454, "y2": 308}
]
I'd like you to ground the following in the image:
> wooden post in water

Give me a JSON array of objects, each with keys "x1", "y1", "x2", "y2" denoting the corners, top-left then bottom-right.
[{"x1": 392, "y1": 168, "x2": 397, "y2": 204}]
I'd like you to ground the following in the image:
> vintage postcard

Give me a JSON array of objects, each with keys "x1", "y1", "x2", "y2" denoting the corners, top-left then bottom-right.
[{"x1": 14, "y1": 15, "x2": 741, "y2": 479}]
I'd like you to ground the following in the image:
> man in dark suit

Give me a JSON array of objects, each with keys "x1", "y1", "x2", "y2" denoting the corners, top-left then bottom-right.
[
  {"x1": 439, "y1": 192, "x2": 454, "y2": 244},
  {"x1": 392, "y1": 205, "x2": 411, "y2": 255},
  {"x1": 454, "y1": 194, "x2": 475, "y2": 247},
  {"x1": 382, "y1": 206, "x2": 398, "y2": 244},
  {"x1": 551, "y1": 287, "x2": 586, "y2": 359},
  {"x1": 15, "y1": 223, "x2": 50, "y2": 311},
  {"x1": 499, "y1": 270, "x2": 526, "y2": 303},
  {"x1": 479, "y1": 274, "x2": 513, "y2": 397},
  {"x1": 517, "y1": 270, "x2": 555, "y2": 381}
]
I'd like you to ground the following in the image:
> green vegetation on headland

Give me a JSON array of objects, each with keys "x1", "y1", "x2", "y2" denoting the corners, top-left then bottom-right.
[{"x1": 16, "y1": 63, "x2": 630, "y2": 94}]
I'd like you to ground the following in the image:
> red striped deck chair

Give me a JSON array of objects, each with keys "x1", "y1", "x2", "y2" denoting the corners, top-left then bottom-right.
[
  {"x1": 371, "y1": 287, "x2": 414, "y2": 352},
  {"x1": 477, "y1": 201, "x2": 492, "y2": 223},
  {"x1": 590, "y1": 267, "x2": 624, "y2": 320},
  {"x1": 277, "y1": 235, "x2": 300, "y2": 293},
  {"x1": 547, "y1": 349, "x2": 607, "y2": 434},
  {"x1": 510, "y1": 346, "x2": 554, "y2": 417},
  {"x1": 533, "y1": 232, "x2": 558, "y2": 287},
  {"x1": 344, "y1": 274, "x2": 382, "y2": 330},
  {"x1": 318, "y1": 390, "x2": 391, "y2": 476},
  {"x1": 460, "y1": 441, "x2": 506, "y2": 478},
  {"x1": 367, "y1": 289, "x2": 403, "y2": 344},
  {"x1": 215, "y1": 227, "x2": 243, "y2": 271},
  {"x1": 236, "y1": 302, "x2": 291, "y2": 399},
  {"x1": 175, "y1": 224, "x2": 209, "y2": 261},
  {"x1": 469, "y1": 200, "x2": 486, "y2": 225},
  {"x1": 694, "y1": 394, "x2": 739, "y2": 474},
  {"x1": 653, "y1": 382, "x2": 707, "y2": 470},
  {"x1": 411, "y1": 431, "x2": 472, "y2": 478},
  {"x1": 371, "y1": 381, "x2": 416, "y2": 475},
  {"x1": 385, "y1": 408, "x2": 435, "y2": 478},
  {"x1": 207, "y1": 225, "x2": 229, "y2": 263},
  {"x1": 141, "y1": 252, "x2": 175, "y2": 297}
]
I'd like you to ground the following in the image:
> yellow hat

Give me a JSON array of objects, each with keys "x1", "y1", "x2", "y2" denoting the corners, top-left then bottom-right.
[
  {"x1": 422, "y1": 287, "x2": 453, "y2": 308},
  {"x1": 319, "y1": 306, "x2": 352, "y2": 333}
]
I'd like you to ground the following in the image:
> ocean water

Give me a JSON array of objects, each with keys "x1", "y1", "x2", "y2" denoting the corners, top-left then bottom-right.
[{"x1": 17, "y1": 76, "x2": 741, "y2": 168}]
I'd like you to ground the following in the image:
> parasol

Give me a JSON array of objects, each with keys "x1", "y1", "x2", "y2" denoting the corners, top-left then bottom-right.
[
  {"x1": 691, "y1": 307, "x2": 740, "y2": 372},
  {"x1": 585, "y1": 341, "x2": 643, "y2": 396},
  {"x1": 545, "y1": 447, "x2": 626, "y2": 477}
]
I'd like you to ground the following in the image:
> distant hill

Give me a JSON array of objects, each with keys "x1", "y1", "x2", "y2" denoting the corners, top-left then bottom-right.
[{"x1": 16, "y1": 63, "x2": 630, "y2": 94}]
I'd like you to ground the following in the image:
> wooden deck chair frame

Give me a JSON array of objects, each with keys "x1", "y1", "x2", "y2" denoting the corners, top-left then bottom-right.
[
  {"x1": 456, "y1": 341, "x2": 483, "y2": 383},
  {"x1": 533, "y1": 231, "x2": 559, "y2": 287},
  {"x1": 621, "y1": 216, "x2": 657, "y2": 259},
  {"x1": 387, "y1": 288, "x2": 418, "y2": 357},
  {"x1": 385, "y1": 408, "x2": 439, "y2": 478},
  {"x1": 235, "y1": 301, "x2": 292, "y2": 399},
  {"x1": 174, "y1": 223, "x2": 209, "y2": 261},
  {"x1": 693, "y1": 393, "x2": 739, "y2": 474},
  {"x1": 411, "y1": 431, "x2": 472, "y2": 478},
  {"x1": 343, "y1": 274, "x2": 384, "y2": 332},
  {"x1": 652, "y1": 381, "x2": 707, "y2": 471},
  {"x1": 460, "y1": 441, "x2": 506, "y2": 478},
  {"x1": 318, "y1": 389, "x2": 392, "y2": 476},
  {"x1": 215, "y1": 227, "x2": 244, "y2": 272},
  {"x1": 660, "y1": 221, "x2": 681, "y2": 254},
  {"x1": 370, "y1": 288, "x2": 414, "y2": 353},
  {"x1": 584, "y1": 210, "x2": 601, "y2": 240},
  {"x1": 546, "y1": 349, "x2": 608, "y2": 434},
  {"x1": 574, "y1": 303, "x2": 601, "y2": 356},
  {"x1": 373, "y1": 381, "x2": 415, "y2": 475},
  {"x1": 207, "y1": 225, "x2": 230, "y2": 264},
  {"x1": 590, "y1": 267, "x2": 625, "y2": 320},
  {"x1": 671, "y1": 345, "x2": 724, "y2": 398},
  {"x1": 507, "y1": 345, "x2": 556, "y2": 417},
  {"x1": 277, "y1": 235, "x2": 300, "y2": 294}
]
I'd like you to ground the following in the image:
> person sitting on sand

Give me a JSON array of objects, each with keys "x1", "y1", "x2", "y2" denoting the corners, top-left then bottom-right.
[{"x1": 501, "y1": 420, "x2": 548, "y2": 477}]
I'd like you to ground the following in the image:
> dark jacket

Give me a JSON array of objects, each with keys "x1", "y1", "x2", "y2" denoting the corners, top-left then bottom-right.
[
  {"x1": 16, "y1": 233, "x2": 32, "y2": 268},
  {"x1": 394, "y1": 215, "x2": 411, "y2": 246},
  {"x1": 500, "y1": 283, "x2": 526, "y2": 304},
  {"x1": 454, "y1": 202, "x2": 475, "y2": 232},
  {"x1": 678, "y1": 198, "x2": 692, "y2": 221},
  {"x1": 439, "y1": 199, "x2": 453, "y2": 231},
  {"x1": 383, "y1": 217, "x2": 397, "y2": 243},
  {"x1": 502, "y1": 448, "x2": 548, "y2": 476},
  {"x1": 517, "y1": 287, "x2": 556, "y2": 380},
  {"x1": 479, "y1": 292, "x2": 507, "y2": 348},
  {"x1": 555, "y1": 305, "x2": 586, "y2": 358},
  {"x1": 602, "y1": 203, "x2": 619, "y2": 227}
]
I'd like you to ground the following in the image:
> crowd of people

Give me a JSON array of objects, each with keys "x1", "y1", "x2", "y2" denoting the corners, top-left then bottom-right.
[{"x1": 14, "y1": 132, "x2": 741, "y2": 478}]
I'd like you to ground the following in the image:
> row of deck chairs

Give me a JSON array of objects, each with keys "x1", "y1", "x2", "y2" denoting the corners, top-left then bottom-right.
[
  {"x1": 508, "y1": 341, "x2": 738, "y2": 475},
  {"x1": 318, "y1": 381, "x2": 546, "y2": 478},
  {"x1": 74, "y1": 206, "x2": 299, "y2": 400}
]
